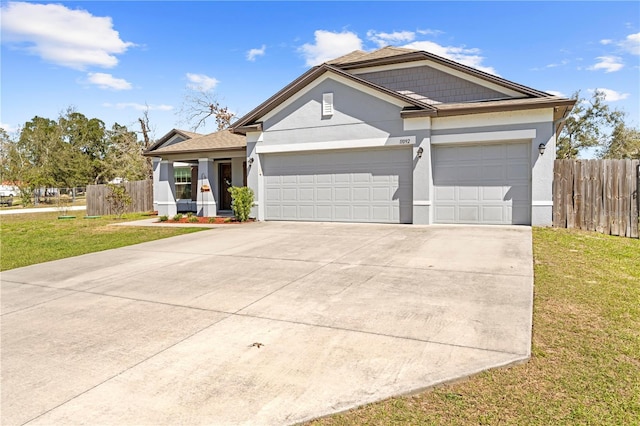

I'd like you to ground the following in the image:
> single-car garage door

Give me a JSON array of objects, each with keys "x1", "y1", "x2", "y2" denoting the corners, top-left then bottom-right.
[
  {"x1": 263, "y1": 148, "x2": 412, "y2": 223},
  {"x1": 433, "y1": 142, "x2": 531, "y2": 225}
]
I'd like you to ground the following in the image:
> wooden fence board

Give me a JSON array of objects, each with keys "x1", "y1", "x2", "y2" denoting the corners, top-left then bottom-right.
[
  {"x1": 553, "y1": 159, "x2": 638, "y2": 239},
  {"x1": 86, "y1": 180, "x2": 153, "y2": 216}
]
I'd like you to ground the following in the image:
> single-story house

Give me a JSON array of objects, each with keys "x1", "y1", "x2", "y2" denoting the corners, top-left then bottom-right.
[{"x1": 147, "y1": 46, "x2": 575, "y2": 225}]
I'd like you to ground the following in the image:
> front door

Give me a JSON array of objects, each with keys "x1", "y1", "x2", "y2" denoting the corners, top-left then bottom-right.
[{"x1": 219, "y1": 163, "x2": 232, "y2": 210}]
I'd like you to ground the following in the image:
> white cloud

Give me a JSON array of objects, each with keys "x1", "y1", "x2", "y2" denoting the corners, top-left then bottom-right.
[
  {"x1": 402, "y1": 40, "x2": 499, "y2": 75},
  {"x1": 588, "y1": 88, "x2": 629, "y2": 102},
  {"x1": 600, "y1": 39, "x2": 613, "y2": 45},
  {"x1": 0, "y1": 122, "x2": 18, "y2": 133},
  {"x1": 103, "y1": 102, "x2": 173, "y2": 111},
  {"x1": 186, "y1": 73, "x2": 219, "y2": 91},
  {"x1": 367, "y1": 30, "x2": 415, "y2": 47},
  {"x1": 417, "y1": 29, "x2": 444, "y2": 36},
  {"x1": 87, "y1": 72, "x2": 132, "y2": 90},
  {"x1": 299, "y1": 30, "x2": 363, "y2": 66},
  {"x1": 246, "y1": 45, "x2": 266, "y2": 61},
  {"x1": 619, "y1": 32, "x2": 640, "y2": 55},
  {"x1": 588, "y1": 56, "x2": 624, "y2": 72},
  {"x1": 545, "y1": 90, "x2": 566, "y2": 97},
  {"x1": 0, "y1": 2, "x2": 133, "y2": 70}
]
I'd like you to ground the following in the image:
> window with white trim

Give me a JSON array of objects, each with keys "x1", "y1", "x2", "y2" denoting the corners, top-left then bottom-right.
[{"x1": 174, "y1": 167, "x2": 191, "y2": 200}]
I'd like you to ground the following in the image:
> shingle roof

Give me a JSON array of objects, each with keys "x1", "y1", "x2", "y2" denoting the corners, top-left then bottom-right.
[
  {"x1": 329, "y1": 46, "x2": 417, "y2": 65},
  {"x1": 145, "y1": 130, "x2": 245, "y2": 156},
  {"x1": 231, "y1": 46, "x2": 576, "y2": 133},
  {"x1": 146, "y1": 128, "x2": 204, "y2": 152}
]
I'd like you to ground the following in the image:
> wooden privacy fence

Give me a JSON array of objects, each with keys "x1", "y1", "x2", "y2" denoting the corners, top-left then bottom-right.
[
  {"x1": 86, "y1": 180, "x2": 153, "y2": 216},
  {"x1": 553, "y1": 159, "x2": 639, "y2": 238}
]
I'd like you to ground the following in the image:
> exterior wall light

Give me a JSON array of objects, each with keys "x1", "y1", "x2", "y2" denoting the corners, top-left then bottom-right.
[
  {"x1": 417, "y1": 147, "x2": 424, "y2": 158},
  {"x1": 248, "y1": 157, "x2": 254, "y2": 165},
  {"x1": 538, "y1": 143, "x2": 546, "y2": 155}
]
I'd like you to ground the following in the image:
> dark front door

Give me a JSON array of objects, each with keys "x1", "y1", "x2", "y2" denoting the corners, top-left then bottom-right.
[{"x1": 219, "y1": 163, "x2": 232, "y2": 210}]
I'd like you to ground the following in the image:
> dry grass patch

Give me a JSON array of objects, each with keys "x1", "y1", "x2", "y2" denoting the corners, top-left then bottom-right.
[{"x1": 311, "y1": 227, "x2": 639, "y2": 425}]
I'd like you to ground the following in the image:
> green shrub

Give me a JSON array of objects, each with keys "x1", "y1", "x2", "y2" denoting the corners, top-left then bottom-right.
[
  {"x1": 106, "y1": 184, "x2": 132, "y2": 219},
  {"x1": 173, "y1": 213, "x2": 183, "y2": 221},
  {"x1": 207, "y1": 217, "x2": 216, "y2": 223},
  {"x1": 227, "y1": 186, "x2": 254, "y2": 222},
  {"x1": 159, "y1": 215, "x2": 168, "y2": 222},
  {"x1": 188, "y1": 216, "x2": 199, "y2": 223},
  {"x1": 186, "y1": 212, "x2": 194, "y2": 218}
]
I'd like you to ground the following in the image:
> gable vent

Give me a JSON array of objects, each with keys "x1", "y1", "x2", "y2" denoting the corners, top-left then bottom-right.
[{"x1": 322, "y1": 92, "x2": 334, "y2": 116}]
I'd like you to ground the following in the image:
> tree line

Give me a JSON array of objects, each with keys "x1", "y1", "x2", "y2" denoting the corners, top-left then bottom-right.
[{"x1": 0, "y1": 108, "x2": 150, "y2": 199}]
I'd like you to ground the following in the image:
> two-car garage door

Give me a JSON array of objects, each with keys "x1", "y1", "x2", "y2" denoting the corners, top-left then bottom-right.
[
  {"x1": 263, "y1": 148, "x2": 413, "y2": 223},
  {"x1": 261, "y1": 142, "x2": 531, "y2": 225},
  {"x1": 432, "y1": 142, "x2": 531, "y2": 225}
]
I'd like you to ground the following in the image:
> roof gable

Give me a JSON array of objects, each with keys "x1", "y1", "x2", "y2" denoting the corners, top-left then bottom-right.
[
  {"x1": 231, "y1": 63, "x2": 436, "y2": 133},
  {"x1": 147, "y1": 128, "x2": 204, "y2": 152}
]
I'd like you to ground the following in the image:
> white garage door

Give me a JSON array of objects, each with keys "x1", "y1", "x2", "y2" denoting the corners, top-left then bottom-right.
[
  {"x1": 263, "y1": 148, "x2": 412, "y2": 223},
  {"x1": 433, "y1": 142, "x2": 531, "y2": 225}
]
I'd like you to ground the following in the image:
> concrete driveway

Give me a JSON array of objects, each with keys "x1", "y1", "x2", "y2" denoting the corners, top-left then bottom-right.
[{"x1": 1, "y1": 222, "x2": 533, "y2": 425}]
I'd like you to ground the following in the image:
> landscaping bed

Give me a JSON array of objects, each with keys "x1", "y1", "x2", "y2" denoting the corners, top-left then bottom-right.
[{"x1": 158, "y1": 215, "x2": 254, "y2": 224}]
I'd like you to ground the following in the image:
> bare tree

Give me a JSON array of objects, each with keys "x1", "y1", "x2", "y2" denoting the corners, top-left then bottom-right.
[
  {"x1": 178, "y1": 88, "x2": 236, "y2": 132},
  {"x1": 137, "y1": 106, "x2": 155, "y2": 180}
]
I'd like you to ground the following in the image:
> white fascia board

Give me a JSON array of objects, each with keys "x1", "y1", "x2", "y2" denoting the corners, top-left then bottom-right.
[
  {"x1": 432, "y1": 108, "x2": 553, "y2": 130},
  {"x1": 246, "y1": 131, "x2": 263, "y2": 143},
  {"x1": 349, "y1": 60, "x2": 524, "y2": 98},
  {"x1": 403, "y1": 116, "x2": 431, "y2": 131},
  {"x1": 431, "y1": 129, "x2": 537, "y2": 145},
  {"x1": 256, "y1": 137, "x2": 414, "y2": 154},
  {"x1": 260, "y1": 72, "x2": 413, "y2": 123}
]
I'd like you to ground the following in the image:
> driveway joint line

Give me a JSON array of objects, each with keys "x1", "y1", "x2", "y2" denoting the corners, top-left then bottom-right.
[
  {"x1": 328, "y1": 260, "x2": 533, "y2": 278},
  {"x1": 231, "y1": 311, "x2": 530, "y2": 358}
]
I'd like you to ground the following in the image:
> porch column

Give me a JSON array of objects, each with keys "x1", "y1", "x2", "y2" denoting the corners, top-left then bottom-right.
[
  {"x1": 157, "y1": 160, "x2": 177, "y2": 217},
  {"x1": 152, "y1": 157, "x2": 161, "y2": 212},
  {"x1": 197, "y1": 158, "x2": 216, "y2": 217}
]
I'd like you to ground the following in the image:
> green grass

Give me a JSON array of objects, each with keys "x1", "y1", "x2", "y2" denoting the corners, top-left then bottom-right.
[
  {"x1": 0, "y1": 212, "x2": 207, "y2": 271},
  {"x1": 311, "y1": 228, "x2": 640, "y2": 425}
]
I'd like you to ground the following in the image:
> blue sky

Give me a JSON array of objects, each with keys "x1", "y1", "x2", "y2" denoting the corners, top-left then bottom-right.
[{"x1": 1, "y1": 1, "x2": 639, "y2": 148}]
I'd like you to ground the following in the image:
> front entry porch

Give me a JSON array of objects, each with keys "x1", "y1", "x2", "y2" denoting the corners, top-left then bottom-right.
[{"x1": 153, "y1": 156, "x2": 247, "y2": 217}]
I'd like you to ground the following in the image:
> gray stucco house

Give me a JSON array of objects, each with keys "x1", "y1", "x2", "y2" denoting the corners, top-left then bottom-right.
[{"x1": 147, "y1": 46, "x2": 575, "y2": 225}]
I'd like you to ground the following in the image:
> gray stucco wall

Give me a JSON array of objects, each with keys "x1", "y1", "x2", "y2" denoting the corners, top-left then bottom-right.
[
  {"x1": 263, "y1": 79, "x2": 418, "y2": 144},
  {"x1": 358, "y1": 66, "x2": 506, "y2": 104}
]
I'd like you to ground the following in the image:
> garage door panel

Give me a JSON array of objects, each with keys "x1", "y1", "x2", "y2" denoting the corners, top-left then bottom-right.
[
  {"x1": 334, "y1": 187, "x2": 349, "y2": 201},
  {"x1": 264, "y1": 149, "x2": 412, "y2": 223},
  {"x1": 433, "y1": 142, "x2": 531, "y2": 225},
  {"x1": 508, "y1": 143, "x2": 529, "y2": 158}
]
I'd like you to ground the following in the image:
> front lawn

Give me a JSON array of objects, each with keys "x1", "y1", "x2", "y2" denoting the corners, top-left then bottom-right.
[
  {"x1": 0, "y1": 212, "x2": 206, "y2": 271},
  {"x1": 311, "y1": 228, "x2": 640, "y2": 425}
]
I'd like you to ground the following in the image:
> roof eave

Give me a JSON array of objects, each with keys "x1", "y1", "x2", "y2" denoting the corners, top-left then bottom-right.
[
  {"x1": 430, "y1": 98, "x2": 577, "y2": 118},
  {"x1": 143, "y1": 146, "x2": 246, "y2": 157}
]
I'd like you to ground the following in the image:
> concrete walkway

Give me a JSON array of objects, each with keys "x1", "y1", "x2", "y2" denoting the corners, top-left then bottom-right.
[
  {"x1": 1, "y1": 222, "x2": 533, "y2": 425},
  {"x1": 0, "y1": 205, "x2": 86, "y2": 215}
]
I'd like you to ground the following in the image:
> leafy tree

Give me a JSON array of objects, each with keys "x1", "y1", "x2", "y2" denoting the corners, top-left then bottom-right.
[
  {"x1": 105, "y1": 123, "x2": 148, "y2": 183},
  {"x1": 557, "y1": 90, "x2": 624, "y2": 159},
  {"x1": 599, "y1": 122, "x2": 640, "y2": 159}
]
